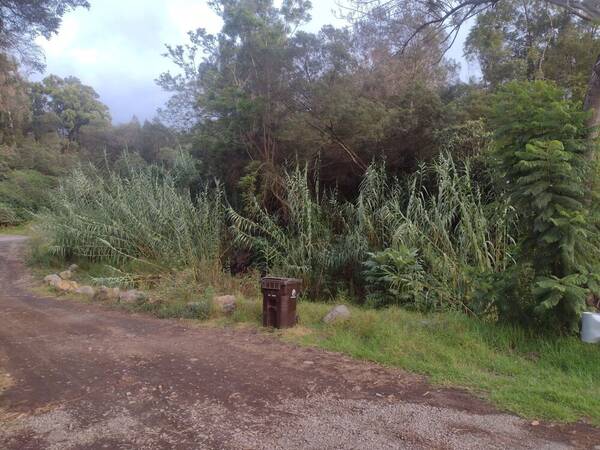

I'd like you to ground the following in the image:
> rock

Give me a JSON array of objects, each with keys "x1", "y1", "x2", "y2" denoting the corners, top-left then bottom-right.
[
  {"x1": 93, "y1": 286, "x2": 120, "y2": 302},
  {"x1": 59, "y1": 270, "x2": 72, "y2": 280},
  {"x1": 214, "y1": 295, "x2": 236, "y2": 314},
  {"x1": 44, "y1": 274, "x2": 61, "y2": 286},
  {"x1": 531, "y1": 420, "x2": 540, "y2": 426},
  {"x1": 54, "y1": 280, "x2": 79, "y2": 292},
  {"x1": 68, "y1": 264, "x2": 79, "y2": 272},
  {"x1": 118, "y1": 289, "x2": 147, "y2": 305},
  {"x1": 323, "y1": 305, "x2": 351, "y2": 324},
  {"x1": 76, "y1": 285, "x2": 95, "y2": 298}
]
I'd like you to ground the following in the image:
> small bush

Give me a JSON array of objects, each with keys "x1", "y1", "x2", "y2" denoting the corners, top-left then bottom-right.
[
  {"x1": 363, "y1": 246, "x2": 429, "y2": 309},
  {"x1": 0, "y1": 169, "x2": 57, "y2": 225},
  {"x1": 0, "y1": 202, "x2": 18, "y2": 226}
]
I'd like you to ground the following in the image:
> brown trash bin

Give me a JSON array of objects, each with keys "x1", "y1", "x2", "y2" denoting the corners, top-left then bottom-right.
[{"x1": 261, "y1": 277, "x2": 302, "y2": 328}]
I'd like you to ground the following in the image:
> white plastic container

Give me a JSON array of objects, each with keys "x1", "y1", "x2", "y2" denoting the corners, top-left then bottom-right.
[{"x1": 581, "y1": 312, "x2": 600, "y2": 344}]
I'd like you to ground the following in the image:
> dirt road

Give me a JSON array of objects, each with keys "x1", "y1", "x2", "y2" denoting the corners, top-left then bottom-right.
[{"x1": 0, "y1": 235, "x2": 598, "y2": 449}]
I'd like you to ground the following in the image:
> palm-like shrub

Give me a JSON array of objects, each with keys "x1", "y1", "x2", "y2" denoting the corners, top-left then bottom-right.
[{"x1": 363, "y1": 246, "x2": 428, "y2": 308}]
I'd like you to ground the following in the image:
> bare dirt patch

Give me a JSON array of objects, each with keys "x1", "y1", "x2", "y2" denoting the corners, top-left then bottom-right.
[{"x1": 0, "y1": 236, "x2": 599, "y2": 449}]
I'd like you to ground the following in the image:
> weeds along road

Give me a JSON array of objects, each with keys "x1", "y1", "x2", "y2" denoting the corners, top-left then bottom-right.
[{"x1": 0, "y1": 235, "x2": 599, "y2": 449}]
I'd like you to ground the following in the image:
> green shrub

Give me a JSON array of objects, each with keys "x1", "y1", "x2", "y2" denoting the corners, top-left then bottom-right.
[
  {"x1": 0, "y1": 202, "x2": 18, "y2": 226},
  {"x1": 362, "y1": 246, "x2": 430, "y2": 309},
  {"x1": 0, "y1": 169, "x2": 57, "y2": 225}
]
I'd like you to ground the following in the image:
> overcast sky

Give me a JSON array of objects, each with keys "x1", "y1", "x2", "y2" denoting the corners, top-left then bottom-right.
[{"x1": 35, "y1": 0, "x2": 478, "y2": 124}]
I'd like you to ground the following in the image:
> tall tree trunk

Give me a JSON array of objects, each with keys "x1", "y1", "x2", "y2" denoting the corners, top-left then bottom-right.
[{"x1": 584, "y1": 53, "x2": 600, "y2": 150}]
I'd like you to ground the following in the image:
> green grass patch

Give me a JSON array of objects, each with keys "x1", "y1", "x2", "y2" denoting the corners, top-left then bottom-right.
[{"x1": 0, "y1": 223, "x2": 30, "y2": 235}]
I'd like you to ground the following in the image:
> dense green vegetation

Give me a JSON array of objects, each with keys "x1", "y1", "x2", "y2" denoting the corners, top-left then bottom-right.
[
  {"x1": 2, "y1": 0, "x2": 600, "y2": 425},
  {"x1": 34, "y1": 78, "x2": 600, "y2": 332}
]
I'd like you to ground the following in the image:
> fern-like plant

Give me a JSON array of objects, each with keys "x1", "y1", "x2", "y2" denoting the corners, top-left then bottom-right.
[
  {"x1": 362, "y1": 246, "x2": 430, "y2": 309},
  {"x1": 488, "y1": 80, "x2": 600, "y2": 331}
]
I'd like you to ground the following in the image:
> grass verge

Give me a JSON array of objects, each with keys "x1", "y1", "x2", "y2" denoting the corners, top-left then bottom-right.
[{"x1": 0, "y1": 223, "x2": 30, "y2": 235}]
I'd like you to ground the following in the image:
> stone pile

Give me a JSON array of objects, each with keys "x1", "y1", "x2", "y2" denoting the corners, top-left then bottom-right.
[{"x1": 43, "y1": 266, "x2": 147, "y2": 305}]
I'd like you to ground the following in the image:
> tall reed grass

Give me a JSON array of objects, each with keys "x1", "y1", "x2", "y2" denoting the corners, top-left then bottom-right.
[
  {"x1": 39, "y1": 153, "x2": 514, "y2": 312},
  {"x1": 229, "y1": 166, "x2": 366, "y2": 297},
  {"x1": 381, "y1": 156, "x2": 515, "y2": 310},
  {"x1": 230, "y1": 154, "x2": 515, "y2": 310},
  {"x1": 39, "y1": 165, "x2": 225, "y2": 277}
]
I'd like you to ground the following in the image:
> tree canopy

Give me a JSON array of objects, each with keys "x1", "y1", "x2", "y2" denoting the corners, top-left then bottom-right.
[
  {"x1": 30, "y1": 75, "x2": 110, "y2": 141},
  {"x1": 0, "y1": 0, "x2": 89, "y2": 69},
  {"x1": 465, "y1": 0, "x2": 600, "y2": 101}
]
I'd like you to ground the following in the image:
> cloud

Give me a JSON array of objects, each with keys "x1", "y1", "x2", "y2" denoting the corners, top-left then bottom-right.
[{"x1": 35, "y1": 0, "x2": 221, "y2": 123}]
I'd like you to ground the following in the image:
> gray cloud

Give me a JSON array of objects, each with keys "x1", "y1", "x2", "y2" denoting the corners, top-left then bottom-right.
[{"x1": 36, "y1": 0, "x2": 220, "y2": 123}]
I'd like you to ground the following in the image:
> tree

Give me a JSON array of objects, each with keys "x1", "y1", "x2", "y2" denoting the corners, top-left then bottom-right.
[
  {"x1": 159, "y1": 0, "x2": 455, "y2": 198},
  {"x1": 30, "y1": 75, "x2": 110, "y2": 142},
  {"x1": 487, "y1": 81, "x2": 597, "y2": 331},
  {"x1": 0, "y1": 54, "x2": 29, "y2": 144},
  {"x1": 0, "y1": 0, "x2": 89, "y2": 70},
  {"x1": 139, "y1": 119, "x2": 177, "y2": 164},
  {"x1": 282, "y1": 15, "x2": 454, "y2": 193},
  {"x1": 465, "y1": 0, "x2": 600, "y2": 102},
  {"x1": 158, "y1": 0, "x2": 314, "y2": 196},
  {"x1": 348, "y1": 0, "x2": 600, "y2": 144}
]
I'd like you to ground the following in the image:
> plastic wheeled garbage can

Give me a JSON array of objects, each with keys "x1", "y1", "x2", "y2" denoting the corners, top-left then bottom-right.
[
  {"x1": 581, "y1": 312, "x2": 600, "y2": 344},
  {"x1": 261, "y1": 277, "x2": 301, "y2": 329}
]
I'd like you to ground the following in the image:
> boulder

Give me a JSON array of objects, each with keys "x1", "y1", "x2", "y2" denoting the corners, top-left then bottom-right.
[
  {"x1": 214, "y1": 295, "x2": 236, "y2": 314},
  {"x1": 68, "y1": 264, "x2": 79, "y2": 272},
  {"x1": 118, "y1": 289, "x2": 147, "y2": 305},
  {"x1": 59, "y1": 270, "x2": 72, "y2": 280},
  {"x1": 93, "y1": 286, "x2": 120, "y2": 302},
  {"x1": 323, "y1": 305, "x2": 351, "y2": 324},
  {"x1": 54, "y1": 280, "x2": 79, "y2": 293},
  {"x1": 76, "y1": 285, "x2": 96, "y2": 298},
  {"x1": 44, "y1": 274, "x2": 61, "y2": 286}
]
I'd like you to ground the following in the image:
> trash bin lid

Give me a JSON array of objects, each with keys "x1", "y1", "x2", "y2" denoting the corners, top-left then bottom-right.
[{"x1": 260, "y1": 277, "x2": 302, "y2": 289}]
